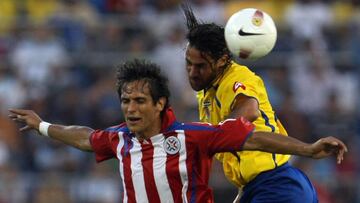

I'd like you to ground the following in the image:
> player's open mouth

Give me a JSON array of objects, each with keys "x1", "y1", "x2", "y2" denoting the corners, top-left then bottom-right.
[
  {"x1": 127, "y1": 117, "x2": 141, "y2": 123},
  {"x1": 190, "y1": 78, "x2": 200, "y2": 85}
]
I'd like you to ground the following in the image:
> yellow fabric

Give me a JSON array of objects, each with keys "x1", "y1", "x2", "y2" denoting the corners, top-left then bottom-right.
[
  {"x1": 197, "y1": 62, "x2": 290, "y2": 187},
  {"x1": 25, "y1": 0, "x2": 58, "y2": 23},
  {"x1": 0, "y1": 0, "x2": 16, "y2": 35},
  {"x1": 331, "y1": 2, "x2": 355, "y2": 24},
  {"x1": 224, "y1": 0, "x2": 294, "y2": 24}
]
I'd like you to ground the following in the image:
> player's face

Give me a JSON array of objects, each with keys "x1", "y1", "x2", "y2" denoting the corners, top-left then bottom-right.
[
  {"x1": 120, "y1": 81, "x2": 165, "y2": 139},
  {"x1": 185, "y1": 46, "x2": 222, "y2": 91}
]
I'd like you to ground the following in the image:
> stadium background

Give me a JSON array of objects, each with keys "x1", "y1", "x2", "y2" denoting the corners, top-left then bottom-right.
[{"x1": 0, "y1": 0, "x2": 359, "y2": 202}]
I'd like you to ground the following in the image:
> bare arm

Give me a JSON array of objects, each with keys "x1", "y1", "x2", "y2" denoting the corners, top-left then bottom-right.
[
  {"x1": 228, "y1": 94, "x2": 260, "y2": 122},
  {"x1": 243, "y1": 132, "x2": 348, "y2": 164},
  {"x1": 228, "y1": 94, "x2": 348, "y2": 163},
  {"x1": 44, "y1": 124, "x2": 94, "y2": 151},
  {"x1": 9, "y1": 109, "x2": 94, "y2": 151}
]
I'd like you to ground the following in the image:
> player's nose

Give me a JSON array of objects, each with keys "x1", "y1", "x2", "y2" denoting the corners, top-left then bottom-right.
[{"x1": 127, "y1": 101, "x2": 138, "y2": 112}]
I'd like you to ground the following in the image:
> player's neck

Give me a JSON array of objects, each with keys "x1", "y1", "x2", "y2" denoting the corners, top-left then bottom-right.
[
  {"x1": 206, "y1": 67, "x2": 227, "y2": 91},
  {"x1": 135, "y1": 120, "x2": 162, "y2": 141}
]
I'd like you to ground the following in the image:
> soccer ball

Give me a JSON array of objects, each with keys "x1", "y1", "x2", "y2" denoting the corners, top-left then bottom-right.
[{"x1": 224, "y1": 8, "x2": 277, "y2": 60}]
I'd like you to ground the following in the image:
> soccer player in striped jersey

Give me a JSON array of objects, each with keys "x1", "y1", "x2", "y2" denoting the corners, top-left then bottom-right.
[
  {"x1": 181, "y1": 4, "x2": 340, "y2": 203},
  {"x1": 9, "y1": 59, "x2": 347, "y2": 203}
]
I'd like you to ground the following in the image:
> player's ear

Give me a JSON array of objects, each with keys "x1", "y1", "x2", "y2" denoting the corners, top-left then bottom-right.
[
  {"x1": 156, "y1": 97, "x2": 166, "y2": 112},
  {"x1": 216, "y1": 55, "x2": 229, "y2": 68}
]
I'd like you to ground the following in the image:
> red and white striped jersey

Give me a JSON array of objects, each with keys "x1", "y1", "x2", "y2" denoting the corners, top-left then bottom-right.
[{"x1": 90, "y1": 108, "x2": 254, "y2": 203}]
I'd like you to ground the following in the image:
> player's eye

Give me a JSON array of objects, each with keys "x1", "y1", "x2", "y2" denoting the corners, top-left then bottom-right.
[
  {"x1": 185, "y1": 60, "x2": 192, "y2": 66},
  {"x1": 196, "y1": 63, "x2": 205, "y2": 69},
  {"x1": 135, "y1": 98, "x2": 146, "y2": 104},
  {"x1": 121, "y1": 98, "x2": 130, "y2": 104}
]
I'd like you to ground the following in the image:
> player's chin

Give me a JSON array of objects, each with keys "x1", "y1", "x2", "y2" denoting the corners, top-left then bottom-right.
[
  {"x1": 127, "y1": 125, "x2": 140, "y2": 134},
  {"x1": 190, "y1": 81, "x2": 205, "y2": 91}
]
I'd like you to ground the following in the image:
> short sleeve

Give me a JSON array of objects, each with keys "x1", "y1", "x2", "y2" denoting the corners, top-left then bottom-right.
[
  {"x1": 206, "y1": 117, "x2": 255, "y2": 155},
  {"x1": 90, "y1": 130, "x2": 117, "y2": 162},
  {"x1": 218, "y1": 74, "x2": 261, "y2": 116}
]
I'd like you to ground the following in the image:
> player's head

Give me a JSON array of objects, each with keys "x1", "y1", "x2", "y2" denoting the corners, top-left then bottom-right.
[
  {"x1": 116, "y1": 59, "x2": 170, "y2": 135},
  {"x1": 182, "y1": 3, "x2": 231, "y2": 91}
]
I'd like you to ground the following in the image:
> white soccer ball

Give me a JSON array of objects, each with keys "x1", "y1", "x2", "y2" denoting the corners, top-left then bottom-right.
[{"x1": 225, "y1": 8, "x2": 277, "y2": 60}]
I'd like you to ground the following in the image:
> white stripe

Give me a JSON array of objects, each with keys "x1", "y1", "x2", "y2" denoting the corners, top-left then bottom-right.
[
  {"x1": 116, "y1": 132, "x2": 127, "y2": 203},
  {"x1": 151, "y1": 135, "x2": 174, "y2": 203},
  {"x1": 130, "y1": 139, "x2": 148, "y2": 203},
  {"x1": 176, "y1": 130, "x2": 188, "y2": 203}
]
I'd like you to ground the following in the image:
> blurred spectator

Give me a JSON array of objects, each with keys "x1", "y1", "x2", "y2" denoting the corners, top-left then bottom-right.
[
  {"x1": 0, "y1": 113, "x2": 22, "y2": 155},
  {"x1": 10, "y1": 22, "x2": 69, "y2": 99},
  {"x1": 287, "y1": 40, "x2": 340, "y2": 114},
  {"x1": 0, "y1": 1, "x2": 358, "y2": 202},
  {"x1": 277, "y1": 91, "x2": 312, "y2": 143},
  {"x1": 25, "y1": 0, "x2": 58, "y2": 24},
  {"x1": 71, "y1": 162, "x2": 121, "y2": 203},
  {"x1": 49, "y1": 0, "x2": 100, "y2": 51},
  {"x1": 285, "y1": 0, "x2": 333, "y2": 49},
  {"x1": 32, "y1": 172, "x2": 73, "y2": 203},
  {"x1": 0, "y1": 63, "x2": 26, "y2": 113},
  {"x1": 140, "y1": 0, "x2": 182, "y2": 40},
  {"x1": 151, "y1": 25, "x2": 197, "y2": 121},
  {"x1": 91, "y1": 19, "x2": 126, "y2": 52},
  {"x1": 192, "y1": 0, "x2": 225, "y2": 25},
  {"x1": 0, "y1": 164, "x2": 28, "y2": 203},
  {"x1": 93, "y1": 0, "x2": 142, "y2": 15},
  {"x1": 0, "y1": 0, "x2": 17, "y2": 35},
  {"x1": 260, "y1": 65, "x2": 289, "y2": 109},
  {"x1": 86, "y1": 68, "x2": 122, "y2": 128}
]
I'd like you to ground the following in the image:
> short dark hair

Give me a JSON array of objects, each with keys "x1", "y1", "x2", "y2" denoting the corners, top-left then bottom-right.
[
  {"x1": 116, "y1": 59, "x2": 170, "y2": 110},
  {"x1": 181, "y1": 3, "x2": 231, "y2": 62}
]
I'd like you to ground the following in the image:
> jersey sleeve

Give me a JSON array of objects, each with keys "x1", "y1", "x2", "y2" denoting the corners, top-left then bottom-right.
[
  {"x1": 90, "y1": 130, "x2": 117, "y2": 162},
  {"x1": 219, "y1": 74, "x2": 261, "y2": 115},
  {"x1": 206, "y1": 117, "x2": 255, "y2": 156}
]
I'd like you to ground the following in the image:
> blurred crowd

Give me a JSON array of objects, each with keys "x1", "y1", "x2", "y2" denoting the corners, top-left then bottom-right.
[{"x1": 0, "y1": 0, "x2": 359, "y2": 202}]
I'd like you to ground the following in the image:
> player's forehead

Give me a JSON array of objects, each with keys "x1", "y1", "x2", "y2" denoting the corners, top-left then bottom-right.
[
  {"x1": 185, "y1": 45, "x2": 213, "y2": 64},
  {"x1": 121, "y1": 80, "x2": 151, "y2": 98}
]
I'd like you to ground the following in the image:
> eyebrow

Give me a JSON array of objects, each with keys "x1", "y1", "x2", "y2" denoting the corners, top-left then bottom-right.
[{"x1": 186, "y1": 58, "x2": 205, "y2": 66}]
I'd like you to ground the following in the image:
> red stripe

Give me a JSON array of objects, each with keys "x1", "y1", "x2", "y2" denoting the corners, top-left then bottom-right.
[
  {"x1": 165, "y1": 133, "x2": 184, "y2": 202},
  {"x1": 141, "y1": 141, "x2": 160, "y2": 203},
  {"x1": 122, "y1": 143, "x2": 136, "y2": 202},
  {"x1": 185, "y1": 144, "x2": 194, "y2": 202}
]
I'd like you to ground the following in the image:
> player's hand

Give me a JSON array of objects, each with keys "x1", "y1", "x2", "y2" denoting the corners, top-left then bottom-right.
[
  {"x1": 309, "y1": 136, "x2": 348, "y2": 164},
  {"x1": 8, "y1": 109, "x2": 42, "y2": 132}
]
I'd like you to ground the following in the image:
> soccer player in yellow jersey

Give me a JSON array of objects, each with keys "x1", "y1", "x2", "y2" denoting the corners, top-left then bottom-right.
[{"x1": 181, "y1": 4, "x2": 330, "y2": 203}]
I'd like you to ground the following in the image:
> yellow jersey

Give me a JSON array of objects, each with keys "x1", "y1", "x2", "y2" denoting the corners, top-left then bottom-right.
[{"x1": 197, "y1": 61, "x2": 290, "y2": 187}]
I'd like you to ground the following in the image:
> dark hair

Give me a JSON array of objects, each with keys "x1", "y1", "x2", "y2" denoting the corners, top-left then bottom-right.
[
  {"x1": 116, "y1": 59, "x2": 170, "y2": 111},
  {"x1": 181, "y1": 3, "x2": 231, "y2": 63}
]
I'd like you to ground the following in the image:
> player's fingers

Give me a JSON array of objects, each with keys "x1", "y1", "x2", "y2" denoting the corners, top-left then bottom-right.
[
  {"x1": 8, "y1": 114, "x2": 18, "y2": 119},
  {"x1": 9, "y1": 114, "x2": 26, "y2": 122},
  {"x1": 19, "y1": 125, "x2": 31, "y2": 132},
  {"x1": 8, "y1": 108, "x2": 29, "y2": 116},
  {"x1": 336, "y1": 140, "x2": 348, "y2": 153},
  {"x1": 330, "y1": 139, "x2": 348, "y2": 153},
  {"x1": 336, "y1": 148, "x2": 345, "y2": 164},
  {"x1": 324, "y1": 137, "x2": 348, "y2": 152}
]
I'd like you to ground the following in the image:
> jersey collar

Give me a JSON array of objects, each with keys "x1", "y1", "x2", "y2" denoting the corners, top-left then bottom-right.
[{"x1": 160, "y1": 107, "x2": 177, "y2": 133}]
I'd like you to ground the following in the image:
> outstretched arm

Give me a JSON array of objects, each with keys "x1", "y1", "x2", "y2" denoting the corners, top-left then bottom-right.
[
  {"x1": 229, "y1": 96, "x2": 348, "y2": 164},
  {"x1": 9, "y1": 109, "x2": 94, "y2": 151},
  {"x1": 243, "y1": 132, "x2": 348, "y2": 164}
]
